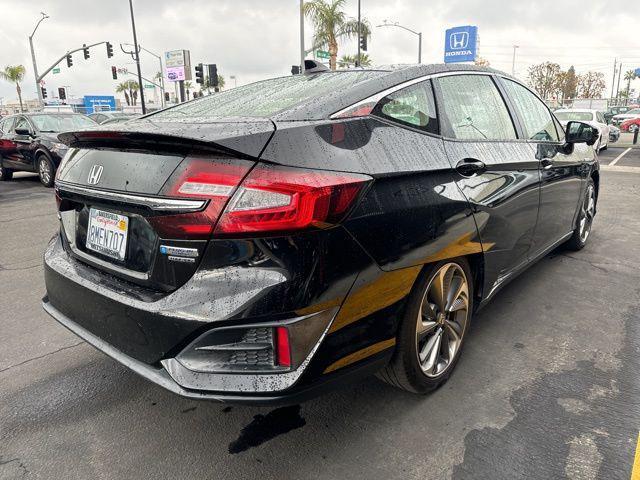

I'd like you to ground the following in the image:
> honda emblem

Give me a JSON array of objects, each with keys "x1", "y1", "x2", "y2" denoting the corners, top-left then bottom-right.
[{"x1": 87, "y1": 165, "x2": 103, "y2": 185}]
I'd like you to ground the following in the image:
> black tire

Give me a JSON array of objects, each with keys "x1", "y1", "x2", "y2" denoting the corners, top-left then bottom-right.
[
  {"x1": 377, "y1": 257, "x2": 474, "y2": 394},
  {"x1": 0, "y1": 163, "x2": 13, "y2": 181},
  {"x1": 565, "y1": 178, "x2": 596, "y2": 251},
  {"x1": 37, "y1": 154, "x2": 54, "y2": 188}
]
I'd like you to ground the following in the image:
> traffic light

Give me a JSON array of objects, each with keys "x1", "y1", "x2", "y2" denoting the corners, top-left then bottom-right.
[
  {"x1": 41, "y1": 87, "x2": 47, "y2": 99},
  {"x1": 106, "y1": 42, "x2": 113, "y2": 58},
  {"x1": 83, "y1": 44, "x2": 90, "y2": 60},
  {"x1": 195, "y1": 63, "x2": 204, "y2": 84},
  {"x1": 66, "y1": 54, "x2": 73, "y2": 68},
  {"x1": 111, "y1": 66, "x2": 118, "y2": 80},
  {"x1": 208, "y1": 64, "x2": 218, "y2": 87},
  {"x1": 58, "y1": 87, "x2": 66, "y2": 100},
  {"x1": 359, "y1": 34, "x2": 368, "y2": 52},
  {"x1": 291, "y1": 65, "x2": 301, "y2": 75},
  {"x1": 164, "y1": 92, "x2": 170, "y2": 102}
]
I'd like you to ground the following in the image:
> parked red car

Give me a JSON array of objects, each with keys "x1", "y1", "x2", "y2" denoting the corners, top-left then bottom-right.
[{"x1": 620, "y1": 117, "x2": 640, "y2": 133}]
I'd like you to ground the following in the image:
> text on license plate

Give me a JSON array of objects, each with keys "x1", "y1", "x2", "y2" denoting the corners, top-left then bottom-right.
[{"x1": 86, "y1": 208, "x2": 129, "y2": 261}]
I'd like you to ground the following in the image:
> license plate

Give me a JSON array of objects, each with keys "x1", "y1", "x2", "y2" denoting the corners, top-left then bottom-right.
[{"x1": 86, "y1": 208, "x2": 129, "y2": 261}]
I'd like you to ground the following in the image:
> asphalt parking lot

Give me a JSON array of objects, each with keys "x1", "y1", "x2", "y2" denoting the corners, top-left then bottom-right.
[{"x1": 1, "y1": 167, "x2": 639, "y2": 480}]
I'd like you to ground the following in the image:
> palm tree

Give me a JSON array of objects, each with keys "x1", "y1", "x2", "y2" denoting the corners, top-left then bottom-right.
[
  {"x1": 304, "y1": 0, "x2": 370, "y2": 70},
  {"x1": 204, "y1": 74, "x2": 225, "y2": 93},
  {"x1": 0, "y1": 65, "x2": 26, "y2": 112},
  {"x1": 116, "y1": 80, "x2": 139, "y2": 106},
  {"x1": 338, "y1": 53, "x2": 372, "y2": 68},
  {"x1": 624, "y1": 70, "x2": 636, "y2": 100},
  {"x1": 184, "y1": 81, "x2": 193, "y2": 99}
]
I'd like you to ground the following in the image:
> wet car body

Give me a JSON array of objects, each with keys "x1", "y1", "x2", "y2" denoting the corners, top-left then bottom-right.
[{"x1": 43, "y1": 64, "x2": 599, "y2": 404}]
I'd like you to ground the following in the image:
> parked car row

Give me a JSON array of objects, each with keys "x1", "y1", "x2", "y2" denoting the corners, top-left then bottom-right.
[{"x1": 0, "y1": 111, "x2": 136, "y2": 186}]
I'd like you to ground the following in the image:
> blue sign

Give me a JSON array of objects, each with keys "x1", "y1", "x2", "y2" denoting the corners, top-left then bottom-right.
[
  {"x1": 82, "y1": 95, "x2": 116, "y2": 113},
  {"x1": 635, "y1": 68, "x2": 640, "y2": 77},
  {"x1": 444, "y1": 26, "x2": 478, "y2": 63}
]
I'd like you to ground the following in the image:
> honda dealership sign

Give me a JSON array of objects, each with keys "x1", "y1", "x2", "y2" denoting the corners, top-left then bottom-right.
[{"x1": 444, "y1": 26, "x2": 478, "y2": 63}]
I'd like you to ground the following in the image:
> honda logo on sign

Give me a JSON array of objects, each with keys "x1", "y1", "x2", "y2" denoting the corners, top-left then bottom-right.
[
  {"x1": 444, "y1": 26, "x2": 478, "y2": 63},
  {"x1": 450, "y1": 32, "x2": 469, "y2": 50},
  {"x1": 87, "y1": 165, "x2": 103, "y2": 185}
]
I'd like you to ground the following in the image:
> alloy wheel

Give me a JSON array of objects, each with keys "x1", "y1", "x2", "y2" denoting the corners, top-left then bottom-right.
[
  {"x1": 579, "y1": 184, "x2": 595, "y2": 243},
  {"x1": 38, "y1": 157, "x2": 51, "y2": 185},
  {"x1": 416, "y1": 263, "x2": 469, "y2": 378}
]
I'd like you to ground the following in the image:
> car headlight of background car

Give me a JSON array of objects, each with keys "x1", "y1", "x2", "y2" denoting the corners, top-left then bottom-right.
[{"x1": 50, "y1": 142, "x2": 68, "y2": 153}]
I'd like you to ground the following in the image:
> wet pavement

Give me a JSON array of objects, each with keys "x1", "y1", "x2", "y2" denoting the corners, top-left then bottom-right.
[{"x1": 1, "y1": 170, "x2": 639, "y2": 480}]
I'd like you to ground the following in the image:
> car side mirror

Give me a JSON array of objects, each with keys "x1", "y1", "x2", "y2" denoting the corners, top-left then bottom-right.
[
  {"x1": 14, "y1": 127, "x2": 32, "y2": 136},
  {"x1": 565, "y1": 121, "x2": 599, "y2": 146}
]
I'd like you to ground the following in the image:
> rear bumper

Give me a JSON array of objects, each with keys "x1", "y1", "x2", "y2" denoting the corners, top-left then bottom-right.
[{"x1": 42, "y1": 299, "x2": 387, "y2": 405}]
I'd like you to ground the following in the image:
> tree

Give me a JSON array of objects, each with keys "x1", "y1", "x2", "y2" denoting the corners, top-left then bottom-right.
[
  {"x1": 338, "y1": 53, "x2": 372, "y2": 68},
  {"x1": 184, "y1": 81, "x2": 192, "y2": 99},
  {"x1": 116, "y1": 80, "x2": 139, "y2": 106},
  {"x1": 527, "y1": 62, "x2": 562, "y2": 100},
  {"x1": 304, "y1": 0, "x2": 370, "y2": 70},
  {"x1": 577, "y1": 71, "x2": 606, "y2": 98},
  {"x1": 624, "y1": 70, "x2": 636, "y2": 99},
  {"x1": 0, "y1": 65, "x2": 26, "y2": 112},
  {"x1": 560, "y1": 65, "x2": 578, "y2": 102}
]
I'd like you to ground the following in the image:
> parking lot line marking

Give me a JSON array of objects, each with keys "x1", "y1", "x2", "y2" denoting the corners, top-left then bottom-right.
[
  {"x1": 601, "y1": 165, "x2": 640, "y2": 174},
  {"x1": 609, "y1": 148, "x2": 632, "y2": 166},
  {"x1": 631, "y1": 433, "x2": 640, "y2": 480}
]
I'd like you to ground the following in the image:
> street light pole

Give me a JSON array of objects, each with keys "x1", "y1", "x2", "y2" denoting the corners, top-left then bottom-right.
[
  {"x1": 377, "y1": 21, "x2": 422, "y2": 64},
  {"x1": 128, "y1": 0, "x2": 146, "y2": 114},
  {"x1": 300, "y1": 0, "x2": 305, "y2": 73},
  {"x1": 29, "y1": 12, "x2": 49, "y2": 109},
  {"x1": 357, "y1": 0, "x2": 361, "y2": 67},
  {"x1": 511, "y1": 45, "x2": 519, "y2": 76}
]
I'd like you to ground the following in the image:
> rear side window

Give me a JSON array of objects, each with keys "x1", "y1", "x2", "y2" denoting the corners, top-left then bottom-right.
[
  {"x1": 435, "y1": 75, "x2": 516, "y2": 140},
  {"x1": 151, "y1": 71, "x2": 384, "y2": 120},
  {"x1": 373, "y1": 81, "x2": 438, "y2": 134},
  {"x1": 502, "y1": 79, "x2": 559, "y2": 142},
  {"x1": 1, "y1": 117, "x2": 14, "y2": 134}
]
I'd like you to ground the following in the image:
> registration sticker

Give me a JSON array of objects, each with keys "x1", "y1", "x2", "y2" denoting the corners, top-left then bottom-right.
[{"x1": 86, "y1": 208, "x2": 129, "y2": 261}]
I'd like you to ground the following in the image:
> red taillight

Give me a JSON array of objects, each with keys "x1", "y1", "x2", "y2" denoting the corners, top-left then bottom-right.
[
  {"x1": 148, "y1": 158, "x2": 253, "y2": 240},
  {"x1": 150, "y1": 158, "x2": 370, "y2": 240},
  {"x1": 275, "y1": 326, "x2": 291, "y2": 368},
  {"x1": 215, "y1": 164, "x2": 370, "y2": 235}
]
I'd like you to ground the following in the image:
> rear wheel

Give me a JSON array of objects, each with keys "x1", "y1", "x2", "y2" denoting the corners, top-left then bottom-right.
[
  {"x1": 565, "y1": 179, "x2": 596, "y2": 251},
  {"x1": 0, "y1": 163, "x2": 13, "y2": 181},
  {"x1": 37, "y1": 154, "x2": 54, "y2": 187},
  {"x1": 378, "y1": 258, "x2": 473, "y2": 393}
]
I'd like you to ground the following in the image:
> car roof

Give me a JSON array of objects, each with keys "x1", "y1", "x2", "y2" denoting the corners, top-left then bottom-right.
[
  {"x1": 555, "y1": 109, "x2": 596, "y2": 113},
  {"x1": 274, "y1": 63, "x2": 517, "y2": 121}
]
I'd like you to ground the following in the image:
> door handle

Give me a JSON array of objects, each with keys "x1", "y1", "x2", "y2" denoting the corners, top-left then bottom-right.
[
  {"x1": 540, "y1": 158, "x2": 554, "y2": 170},
  {"x1": 455, "y1": 158, "x2": 486, "y2": 177}
]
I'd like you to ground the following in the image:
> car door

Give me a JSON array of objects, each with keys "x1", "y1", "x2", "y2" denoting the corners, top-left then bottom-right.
[
  {"x1": 499, "y1": 77, "x2": 587, "y2": 258},
  {"x1": 595, "y1": 111, "x2": 609, "y2": 142},
  {"x1": 433, "y1": 73, "x2": 542, "y2": 300},
  {"x1": 10, "y1": 116, "x2": 36, "y2": 170},
  {"x1": 0, "y1": 116, "x2": 21, "y2": 168}
]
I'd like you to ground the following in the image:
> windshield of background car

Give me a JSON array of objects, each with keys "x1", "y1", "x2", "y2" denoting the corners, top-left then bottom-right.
[
  {"x1": 624, "y1": 109, "x2": 640, "y2": 115},
  {"x1": 30, "y1": 114, "x2": 96, "y2": 132},
  {"x1": 554, "y1": 112, "x2": 594, "y2": 122},
  {"x1": 151, "y1": 71, "x2": 385, "y2": 120}
]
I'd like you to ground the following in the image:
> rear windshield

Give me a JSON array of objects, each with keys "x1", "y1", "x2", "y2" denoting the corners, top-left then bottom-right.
[
  {"x1": 555, "y1": 111, "x2": 593, "y2": 122},
  {"x1": 151, "y1": 71, "x2": 384, "y2": 120},
  {"x1": 31, "y1": 114, "x2": 96, "y2": 132}
]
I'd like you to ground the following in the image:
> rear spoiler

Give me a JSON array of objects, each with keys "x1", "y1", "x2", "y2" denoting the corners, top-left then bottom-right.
[{"x1": 57, "y1": 118, "x2": 275, "y2": 159}]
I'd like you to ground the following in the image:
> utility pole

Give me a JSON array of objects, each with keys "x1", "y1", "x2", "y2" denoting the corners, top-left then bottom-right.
[
  {"x1": 616, "y1": 63, "x2": 623, "y2": 102},
  {"x1": 511, "y1": 45, "x2": 519, "y2": 76},
  {"x1": 377, "y1": 21, "x2": 422, "y2": 64},
  {"x1": 300, "y1": 0, "x2": 305, "y2": 73},
  {"x1": 29, "y1": 12, "x2": 49, "y2": 109},
  {"x1": 128, "y1": 0, "x2": 146, "y2": 114},
  {"x1": 610, "y1": 58, "x2": 617, "y2": 101},
  {"x1": 357, "y1": 0, "x2": 361, "y2": 67}
]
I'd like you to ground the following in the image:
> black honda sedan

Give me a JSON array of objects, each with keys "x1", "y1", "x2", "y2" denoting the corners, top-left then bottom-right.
[
  {"x1": 0, "y1": 113, "x2": 97, "y2": 186},
  {"x1": 42, "y1": 64, "x2": 599, "y2": 404}
]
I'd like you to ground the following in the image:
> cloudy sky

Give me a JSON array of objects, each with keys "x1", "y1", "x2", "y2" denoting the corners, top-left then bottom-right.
[{"x1": 0, "y1": 0, "x2": 638, "y2": 105}]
